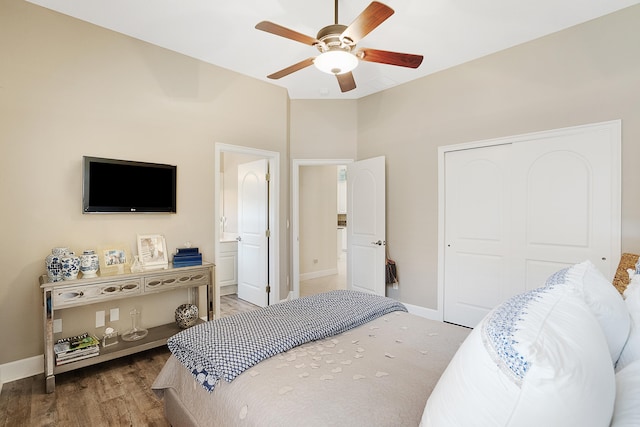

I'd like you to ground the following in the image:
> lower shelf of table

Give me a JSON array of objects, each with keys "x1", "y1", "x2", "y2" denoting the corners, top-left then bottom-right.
[{"x1": 53, "y1": 320, "x2": 199, "y2": 375}]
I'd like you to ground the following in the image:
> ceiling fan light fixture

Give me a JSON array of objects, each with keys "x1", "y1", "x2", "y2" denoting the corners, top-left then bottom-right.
[{"x1": 314, "y1": 50, "x2": 358, "y2": 75}]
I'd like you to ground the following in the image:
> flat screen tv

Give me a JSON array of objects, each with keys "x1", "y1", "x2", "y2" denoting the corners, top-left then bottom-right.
[{"x1": 83, "y1": 156, "x2": 177, "y2": 213}]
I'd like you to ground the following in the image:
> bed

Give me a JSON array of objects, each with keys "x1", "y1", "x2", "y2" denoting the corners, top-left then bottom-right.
[
  {"x1": 153, "y1": 258, "x2": 640, "y2": 427},
  {"x1": 152, "y1": 290, "x2": 470, "y2": 426}
]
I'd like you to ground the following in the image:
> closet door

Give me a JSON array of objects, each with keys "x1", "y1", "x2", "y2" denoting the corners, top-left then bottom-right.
[
  {"x1": 443, "y1": 144, "x2": 514, "y2": 328},
  {"x1": 509, "y1": 127, "x2": 618, "y2": 292},
  {"x1": 443, "y1": 122, "x2": 620, "y2": 328}
]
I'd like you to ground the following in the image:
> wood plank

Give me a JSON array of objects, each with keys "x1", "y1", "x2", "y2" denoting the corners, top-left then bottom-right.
[
  {"x1": 0, "y1": 348, "x2": 171, "y2": 427},
  {"x1": 1, "y1": 378, "x2": 31, "y2": 426}
]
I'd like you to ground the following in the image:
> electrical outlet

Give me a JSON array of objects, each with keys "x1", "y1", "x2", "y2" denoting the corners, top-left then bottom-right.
[
  {"x1": 313, "y1": 258, "x2": 318, "y2": 264},
  {"x1": 110, "y1": 308, "x2": 119, "y2": 322},
  {"x1": 53, "y1": 318, "x2": 62, "y2": 333},
  {"x1": 96, "y1": 310, "x2": 105, "y2": 328}
]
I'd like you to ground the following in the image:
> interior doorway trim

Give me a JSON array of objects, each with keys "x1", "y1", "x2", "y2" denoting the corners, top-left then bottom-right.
[
  {"x1": 215, "y1": 143, "x2": 280, "y2": 313},
  {"x1": 292, "y1": 158, "x2": 353, "y2": 300}
]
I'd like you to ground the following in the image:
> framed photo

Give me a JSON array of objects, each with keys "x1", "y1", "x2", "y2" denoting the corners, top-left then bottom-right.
[
  {"x1": 98, "y1": 244, "x2": 131, "y2": 276},
  {"x1": 137, "y1": 234, "x2": 168, "y2": 270}
]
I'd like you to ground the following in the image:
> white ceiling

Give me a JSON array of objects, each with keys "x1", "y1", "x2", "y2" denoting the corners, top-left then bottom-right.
[{"x1": 27, "y1": 0, "x2": 640, "y2": 99}]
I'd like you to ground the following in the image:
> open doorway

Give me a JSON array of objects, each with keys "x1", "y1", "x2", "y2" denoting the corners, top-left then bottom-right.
[
  {"x1": 292, "y1": 159, "x2": 353, "y2": 299},
  {"x1": 214, "y1": 143, "x2": 280, "y2": 316}
]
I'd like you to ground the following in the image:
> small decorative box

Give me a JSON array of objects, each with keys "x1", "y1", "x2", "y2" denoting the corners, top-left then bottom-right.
[{"x1": 103, "y1": 327, "x2": 119, "y2": 348}]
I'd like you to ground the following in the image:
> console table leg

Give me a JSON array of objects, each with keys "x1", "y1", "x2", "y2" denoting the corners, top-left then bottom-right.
[{"x1": 45, "y1": 374, "x2": 55, "y2": 393}]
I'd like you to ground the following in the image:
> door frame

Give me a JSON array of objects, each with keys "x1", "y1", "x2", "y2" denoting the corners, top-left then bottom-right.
[
  {"x1": 437, "y1": 120, "x2": 621, "y2": 322},
  {"x1": 215, "y1": 143, "x2": 280, "y2": 313},
  {"x1": 291, "y1": 158, "x2": 353, "y2": 300}
]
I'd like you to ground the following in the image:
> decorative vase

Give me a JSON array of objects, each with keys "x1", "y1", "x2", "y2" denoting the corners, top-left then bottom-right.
[
  {"x1": 122, "y1": 309, "x2": 148, "y2": 341},
  {"x1": 80, "y1": 250, "x2": 99, "y2": 278},
  {"x1": 45, "y1": 247, "x2": 68, "y2": 282},
  {"x1": 175, "y1": 304, "x2": 199, "y2": 329},
  {"x1": 130, "y1": 255, "x2": 143, "y2": 273},
  {"x1": 61, "y1": 251, "x2": 80, "y2": 281}
]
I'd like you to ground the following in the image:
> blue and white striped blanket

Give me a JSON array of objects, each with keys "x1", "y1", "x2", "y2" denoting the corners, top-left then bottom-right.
[{"x1": 167, "y1": 290, "x2": 407, "y2": 392}]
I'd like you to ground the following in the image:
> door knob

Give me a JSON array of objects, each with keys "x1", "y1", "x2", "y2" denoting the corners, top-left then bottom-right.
[
  {"x1": 236, "y1": 236, "x2": 242, "y2": 242},
  {"x1": 371, "y1": 240, "x2": 384, "y2": 246}
]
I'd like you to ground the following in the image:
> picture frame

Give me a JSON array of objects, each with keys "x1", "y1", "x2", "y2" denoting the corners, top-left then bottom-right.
[
  {"x1": 98, "y1": 244, "x2": 131, "y2": 276},
  {"x1": 137, "y1": 234, "x2": 169, "y2": 270}
]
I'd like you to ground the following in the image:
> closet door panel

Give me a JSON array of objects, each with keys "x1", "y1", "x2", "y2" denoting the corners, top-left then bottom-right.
[
  {"x1": 511, "y1": 127, "x2": 617, "y2": 291},
  {"x1": 443, "y1": 144, "x2": 513, "y2": 328}
]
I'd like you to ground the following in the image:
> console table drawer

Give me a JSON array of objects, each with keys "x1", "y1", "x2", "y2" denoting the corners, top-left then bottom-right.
[
  {"x1": 144, "y1": 268, "x2": 210, "y2": 293},
  {"x1": 52, "y1": 278, "x2": 142, "y2": 308}
]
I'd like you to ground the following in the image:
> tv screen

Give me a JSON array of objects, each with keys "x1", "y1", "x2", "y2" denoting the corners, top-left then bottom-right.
[{"x1": 83, "y1": 156, "x2": 177, "y2": 213}]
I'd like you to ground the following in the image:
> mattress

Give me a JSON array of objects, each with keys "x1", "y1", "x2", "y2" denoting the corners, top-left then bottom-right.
[{"x1": 152, "y1": 311, "x2": 470, "y2": 426}]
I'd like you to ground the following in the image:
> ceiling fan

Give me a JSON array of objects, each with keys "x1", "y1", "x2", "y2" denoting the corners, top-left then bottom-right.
[{"x1": 255, "y1": 1, "x2": 424, "y2": 93}]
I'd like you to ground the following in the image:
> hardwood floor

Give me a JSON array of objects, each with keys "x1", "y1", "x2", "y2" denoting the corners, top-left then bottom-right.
[
  {"x1": 0, "y1": 347, "x2": 171, "y2": 427},
  {"x1": 299, "y1": 255, "x2": 346, "y2": 297},
  {"x1": 0, "y1": 295, "x2": 259, "y2": 427},
  {"x1": 219, "y1": 293, "x2": 261, "y2": 316}
]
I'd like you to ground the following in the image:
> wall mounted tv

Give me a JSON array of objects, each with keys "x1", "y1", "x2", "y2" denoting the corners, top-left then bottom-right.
[{"x1": 83, "y1": 156, "x2": 177, "y2": 213}]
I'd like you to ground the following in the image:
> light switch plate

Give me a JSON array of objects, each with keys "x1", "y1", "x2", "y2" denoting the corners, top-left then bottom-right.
[
  {"x1": 53, "y1": 318, "x2": 62, "y2": 333},
  {"x1": 110, "y1": 308, "x2": 119, "y2": 322},
  {"x1": 96, "y1": 310, "x2": 105, "y2": 328}
]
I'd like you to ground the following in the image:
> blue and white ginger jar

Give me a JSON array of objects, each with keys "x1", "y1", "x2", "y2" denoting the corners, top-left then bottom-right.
[
  {"x1": 61, "y1": 251, "x2": 80, "y2": 281},
  {"x1": 45, "y1": 247, "x2": 68, "y2": 282},
  {"x1": 80, "y1": 250, "x2": 99, "y2": 278}
]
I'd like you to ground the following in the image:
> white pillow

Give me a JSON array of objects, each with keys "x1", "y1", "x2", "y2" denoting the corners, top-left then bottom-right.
[
  {"x1": 422, "y1": 270, "x2": 615, "y2": 427},
  {"x1": 616, "y1": 283, "x2": 640, "y2": 371},
  {"x1": 564, "y1": 260, "x2": 630, "y2": 363},
  {"x1": 611, "y1": 359, "x2": 640, "y2": 426}
]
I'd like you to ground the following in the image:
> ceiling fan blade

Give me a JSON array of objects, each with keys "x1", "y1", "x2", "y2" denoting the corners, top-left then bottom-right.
[
  {"x1": 255, "y1": 21, "x2": 319, "y2": 46},
  {"x1": 267, "y1": 57, "x2": 316, "y2": 80},
  {"x1": 357, "y1": 48, "x2": 423, "y2": 68},
  {"x1": 336, "y1": 72, "x2": 356, "y2": 93},
  {"x1": 341, "y1": 2, "x2": 394, "y2": 44}
]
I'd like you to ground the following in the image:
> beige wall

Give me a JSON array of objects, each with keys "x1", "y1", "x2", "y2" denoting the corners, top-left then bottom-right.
[
  {"x1": 290, "y1": 100, "x2": 358, "y2": 159},
  {"x1": 299, "y1": 165, "x2": 338, "y2": 276},
  {"x1": 0, "y1": 0, "x2": 289, "y2": 364},
  {"x1": 357, "y1": 5, "x2": 640, "y2": 309}
]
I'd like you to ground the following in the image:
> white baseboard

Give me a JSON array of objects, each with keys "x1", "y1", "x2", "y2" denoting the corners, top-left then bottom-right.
[
  {"x1": 1, "y1": 354, "x2": 44, "y2": 388},
  {"x1": 403, "y1": 302, "x2": 442, "y2": 321},
  {"x1": 299, "y1": 268, "x2": 338, "y2": 282},
  {"x1": 220, "y1": 284, "x2": 238, "y2": 296}
]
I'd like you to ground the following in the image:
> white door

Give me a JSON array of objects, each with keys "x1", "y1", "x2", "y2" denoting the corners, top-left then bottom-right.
[
  {"x1": 237, "y1": 159, "x2": 269, "y2": 307},
  {"x1": 443, "y1": 144, "x2": 513, "y2": 328},
  {"x1": 444, "y1": 122, "x2": 620, "y2": 327},
  {"x1": 510, "y1": 130, "x2": 617, "y2": 289},
  {"x1": 347, "y1": 156, "x2": 386, "y2": 296}
]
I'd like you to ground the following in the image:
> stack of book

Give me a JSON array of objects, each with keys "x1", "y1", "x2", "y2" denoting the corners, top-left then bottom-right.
[
  {"x1": 54, "y1": 332, "x2": 100, "y2": 365},
  {"x1": 173, "y1": 247, "x2": 202, "y2": 267}
]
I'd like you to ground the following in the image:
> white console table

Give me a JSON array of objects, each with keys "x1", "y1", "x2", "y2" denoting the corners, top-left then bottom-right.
[{"x1": 40, "y1": 262, "x2": 215, "y2": 393}]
